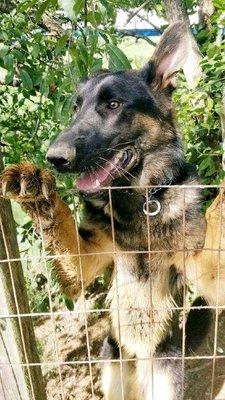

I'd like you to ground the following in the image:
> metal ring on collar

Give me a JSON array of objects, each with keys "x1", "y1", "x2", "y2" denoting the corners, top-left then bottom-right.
[{"x1": 143, "y1": 199, "x2": 161, "y2": 216}]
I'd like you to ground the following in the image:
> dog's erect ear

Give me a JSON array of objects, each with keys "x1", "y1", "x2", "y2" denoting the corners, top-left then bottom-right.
[{"x1": 141, "y1": 21, "x2": 189, "y2": 90}]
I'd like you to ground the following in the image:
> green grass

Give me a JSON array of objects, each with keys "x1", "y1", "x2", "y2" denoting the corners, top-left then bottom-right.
[{"x1": 119, "y1": 36, "x2": 160, "y2": 69}]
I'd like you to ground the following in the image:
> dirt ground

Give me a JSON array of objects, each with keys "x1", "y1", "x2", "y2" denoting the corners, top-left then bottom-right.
[
  {"x1": 35, "y1": 293, "x2": 110, "y2": 400},
  {"x1": 185, "y1": 311, "x2": 225, "y2": 400},
  {"x1": 35, "y1": 296, "x2": 225, "y2": 400}
]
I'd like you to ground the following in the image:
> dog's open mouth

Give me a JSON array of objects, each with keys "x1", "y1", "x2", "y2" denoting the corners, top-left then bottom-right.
[{"x1": 76, "y1": 148, "x2": 137, "y2": 193}]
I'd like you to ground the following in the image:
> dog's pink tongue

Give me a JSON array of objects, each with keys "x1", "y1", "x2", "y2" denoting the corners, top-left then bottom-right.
[{"x1": 76, "y1": 162, "x2": 113, "y2": 192}]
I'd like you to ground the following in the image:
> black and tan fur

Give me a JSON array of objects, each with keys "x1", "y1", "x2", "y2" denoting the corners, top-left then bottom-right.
[{"x1": 1, "y1": 22, "x2": 225, "y2": 399}]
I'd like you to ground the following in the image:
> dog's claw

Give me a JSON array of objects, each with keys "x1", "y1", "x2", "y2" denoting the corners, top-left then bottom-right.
[
  {"x1": 2, "y1": 180, "x2": 8, "y2": 197},
  {"x1": 20, "y1": 179, "x2": 27, "y2": 196},
  {"x1": 42, "y1": 183, "x2": 49, "y2": 200},
  {"x1": 0, "y1": 163, "x2": 56, "y2": 202}
]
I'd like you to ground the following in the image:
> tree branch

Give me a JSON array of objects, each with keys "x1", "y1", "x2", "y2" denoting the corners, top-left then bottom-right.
[
  {"x1": 120, "y1": 30, "x2": 156, "y2": 46},
  {"x1": 40, "y1": 12, "x2": 64, "y2": 37},
  {"x1": 199, "y1": 0, "x2": 215, "y2": 31},
  {"x1": 135, "y1": 14, "x2": 163, "y2": 33},
  {"x1": 123, "y1": 0, "x2": 152, "y2": 27}
]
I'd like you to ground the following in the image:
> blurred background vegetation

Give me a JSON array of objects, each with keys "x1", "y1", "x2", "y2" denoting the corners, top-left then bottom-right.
[{"x1": 0, "y1": 0, "x2": 224, "y2": 312}]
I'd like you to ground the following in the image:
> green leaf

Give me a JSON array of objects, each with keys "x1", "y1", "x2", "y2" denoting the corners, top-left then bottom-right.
[
  {"x1": 107, "y1": 44, "x2": 131, "y2": 71},
  {"x1": 32, "y1": 44, "x2": 40, "y2": 58},
  {"x1": 217, "y1": 346, "x2": 224, "y2": 354},
  {"x1": 91, "y1": 57, "x2": 103, "y2": 73},
  {"x1": 4, "y1": 54, "x2": 14, "y2": 71},
  {"x1": 19, "y1": 0, "x2": 37, "y2": 12},
  {"x1": 87, "y1": 11, "x2": 100, "y2": 27},
  {"x1": 75, "y1": 58, "x2": 87, "y2": 77},
  {"x1": 20, "y1": 69, "x2": 33, "y2": 90},
  {"x1": 61, "y1": 96, "x2": 73, "y2": 122},
  {"x1": 198, "y1": 157, "x2": 215, "y2": 176},
  {"x1": 69, "y1": 44, "x2": 78, "y2": 59},
  {"x1": 35, "y1": 0, "x2": 52, "y2": 22},
  {"x1": 12, "y1": 202, "x2": 31, "y2": 226},
  {"x1": 55, "y1": 34, "x2": 68, "y2": 55},
  {"x1": 40, "y1": 79, "x2": 49, "y2": 96},
  {"x1": 99, "y1": 0, "x2": 114, "y2": 16},
  {"x1": 4, "y1": 70, "x2": 14, "y2": 85},
  {"x1": 73, "y1": 0, "x2": 85, "y2": 15},
  {"x1": 64, "y1": 297, "x2": 74, "y2": 311},
  {"x1": 213, "y1": 0, "x2": 225, "y2": 9},
  {"x1": 206, "y1": 97, "x2": 214, "y2": 110},
  {"x1": 0, "y1": 44, "x2": 9, "y2": 58},
  {"x1": 77, "y1": 41, "x2": 89, "y2": 67},
  {"x1": 12, "y1": 49, "x2": 25, "y2": 62}
]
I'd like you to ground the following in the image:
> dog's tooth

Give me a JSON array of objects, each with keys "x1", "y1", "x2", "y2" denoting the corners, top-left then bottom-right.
[{"x1": 95, "y1": 179, "x2": 100, "y2": 186}]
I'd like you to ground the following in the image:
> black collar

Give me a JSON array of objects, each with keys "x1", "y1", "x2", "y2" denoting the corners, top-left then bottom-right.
[
  {"x1": 143, "y1": 177, "x2": 173, "y2": 216},
  {"x1": 147, "y1": 177, "x2": 173, "y2": 199},
  {"x1": 142, "y1": 164, "x2": 194, "y2": 216}
]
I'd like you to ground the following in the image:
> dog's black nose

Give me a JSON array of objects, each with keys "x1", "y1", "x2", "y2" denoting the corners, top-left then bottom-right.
[{"x1": 46, "y1": 146, "x2": 76, "y2": 171}]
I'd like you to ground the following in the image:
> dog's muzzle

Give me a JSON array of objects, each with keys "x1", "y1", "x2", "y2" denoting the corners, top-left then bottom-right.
[{"x1": 46, "y1": 144, "x2": 76, "y2": 171}]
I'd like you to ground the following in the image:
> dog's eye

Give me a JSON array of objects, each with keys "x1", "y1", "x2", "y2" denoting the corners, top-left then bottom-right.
[{"x1": 108, "y1": 100, "x2": 120, "y2": 110}]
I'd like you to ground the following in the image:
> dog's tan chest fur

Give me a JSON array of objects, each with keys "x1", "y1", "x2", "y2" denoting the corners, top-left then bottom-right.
[{"x1": 107, "y1": 254, "x2": 175, "y2": 357}]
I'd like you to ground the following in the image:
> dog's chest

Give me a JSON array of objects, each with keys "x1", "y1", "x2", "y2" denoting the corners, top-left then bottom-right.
[{"x1": 108, "y1": 254, "x2": 175, "y2": 357}]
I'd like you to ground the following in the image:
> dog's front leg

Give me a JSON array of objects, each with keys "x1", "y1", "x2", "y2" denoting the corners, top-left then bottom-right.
[
  {"x1": 175, "y1": 181, "x2": 225, "y2": 306},
  {"x1": 0, "y1": 163, "x2": 113, "y2": 299},
  {"x1": 136, "y1": 347, "x2": 183, "y2": 400},
  {"x1": 101, "y1": 336, "x2": 139, "y2": 400}
]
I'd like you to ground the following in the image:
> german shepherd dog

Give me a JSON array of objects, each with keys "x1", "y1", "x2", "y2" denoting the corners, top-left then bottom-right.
[{"x1": 1, "y1": 22, "x2": 225, "y2": 399}]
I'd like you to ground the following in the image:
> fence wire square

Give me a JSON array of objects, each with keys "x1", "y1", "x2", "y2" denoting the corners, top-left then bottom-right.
[{"x1": 0, "y1": 183, "x2": 225, "y2": 400}]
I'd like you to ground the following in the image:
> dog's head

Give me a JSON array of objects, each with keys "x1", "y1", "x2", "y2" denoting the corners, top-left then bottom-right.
[{"x1": 47, "y1": 22, "x2": 189, "y2": 193}]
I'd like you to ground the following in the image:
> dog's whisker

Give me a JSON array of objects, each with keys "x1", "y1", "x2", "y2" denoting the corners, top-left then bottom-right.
[
  {"x1": 113, "y1": 140, "x2": 134, "y2": 148},
  {"x1": 115, "y1": 161, "x2": 136, "y2": 180},
  {"x1": 97, "y1": 141, "x2": 135, "y2": 157},
  {"x1": 94, "y1": 162, "x2": 115, "y2": 182},
  {"x1": 99, "y1": 156, "x2": 136, "y2": 181},
  {"x1": 117, "y1": 165, "x2": 136, "y2": 180},
  {"x1": 89, "y1": 165, "x2": 98, "y2": 185},
  {"x1": 98, "y1": 156, "x2": 131, "y2": 183},
  {"x1": 98, "y1": 156, "x2": 128, "y2": 179}
]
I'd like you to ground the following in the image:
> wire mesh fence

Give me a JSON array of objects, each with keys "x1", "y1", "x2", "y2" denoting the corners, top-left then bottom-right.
[{"x1": 0, "y1": 182, "x2": 225, "y2": 400}]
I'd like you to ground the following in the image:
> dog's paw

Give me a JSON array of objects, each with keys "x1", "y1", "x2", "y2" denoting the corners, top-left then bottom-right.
[{"x1": 0, "y1": 163, "x2": 56, "y2": 202}]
